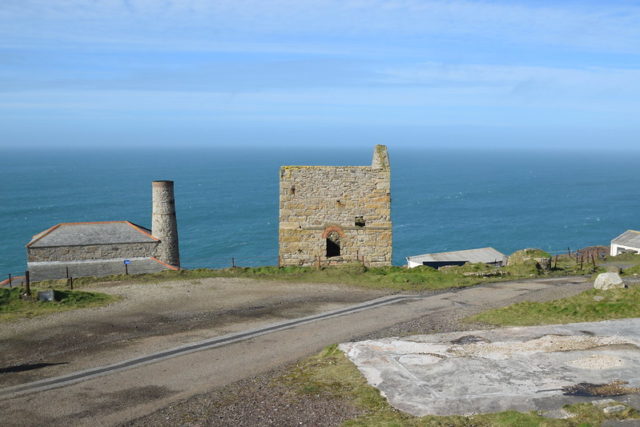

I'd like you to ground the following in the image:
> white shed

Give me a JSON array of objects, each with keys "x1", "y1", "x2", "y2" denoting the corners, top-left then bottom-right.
[
  {"x1": 406, "y1": 247, "x2": 508, "y2": 269},
  {"x1": 610, "y1": 230, "x2": 640, "y2": 256}
]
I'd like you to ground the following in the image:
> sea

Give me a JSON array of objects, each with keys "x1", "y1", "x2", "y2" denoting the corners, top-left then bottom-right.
[{"x1": 1, "y1": 147, "x2": 639, "y2": 276}]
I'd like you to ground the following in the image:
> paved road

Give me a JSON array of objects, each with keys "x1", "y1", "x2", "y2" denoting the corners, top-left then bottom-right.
[{"x1": 0, "y1": 277, "x2": 589, "y2": 426}]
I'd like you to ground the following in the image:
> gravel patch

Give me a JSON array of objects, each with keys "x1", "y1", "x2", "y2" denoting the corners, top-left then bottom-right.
[{"x1": 126, "y1": 365, "x2": 363, "y2": 427}]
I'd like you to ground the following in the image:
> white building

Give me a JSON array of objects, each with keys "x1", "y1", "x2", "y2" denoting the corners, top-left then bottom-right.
[
  {"x1": 406, "y1": 247, "x2": 507, "y2": 269},
  {"x1": 610, "y1": 230, "x2": 640, "y2": 256}
]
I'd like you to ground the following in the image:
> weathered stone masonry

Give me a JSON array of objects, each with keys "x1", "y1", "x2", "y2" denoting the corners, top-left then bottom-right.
[
  {"x1": 279, "y1": 145, "x2": 392, "y2": 267},
  {"x1": 28, "y1": 242, "x2": 159, "y2": 263}
]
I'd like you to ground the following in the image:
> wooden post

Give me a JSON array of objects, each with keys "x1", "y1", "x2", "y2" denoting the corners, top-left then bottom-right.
[
  {"x1": 125, "y1": 263, "x2": 129, "y2": 275},
  {"x1": 568, "y1": 247, "x2": 571, "y2": 256},
  {"x1": 68, "y1": 276, "x2": 73, "y2": 290},
  {"x1": 24, "y1": 271, "x2": 31, "y2": 296},
  {"x1": 316, "y1": 255, "x2": 321, "y2": 270},
  {"x1": 554, "y1": 255, "x2": 558, "y2": 270},
  {"x1": 231, "y1": 257, "x2": 236, "y2": 268},
  {"x1": 591, "y1": 254, "x2": 596, "y2": 268},
  {"x1": 65, "y1": 266, "x2": 69, "y2": 279},
  {"x1": 7, "y1": 273, "x2": 11, "y2": 288}
]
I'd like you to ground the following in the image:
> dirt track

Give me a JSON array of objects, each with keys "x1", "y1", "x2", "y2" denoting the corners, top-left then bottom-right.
[{"x1": 0, "y1": 278, "x2": 387, "y2": 386}]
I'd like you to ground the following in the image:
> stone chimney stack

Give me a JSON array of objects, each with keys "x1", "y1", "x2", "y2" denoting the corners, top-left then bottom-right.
[
  {"x1": 371, "y1": 145, "x2": 390, "y2": 170},
  {"x1": 152, "y1": 180, "x2": 180, "y2": 268}
]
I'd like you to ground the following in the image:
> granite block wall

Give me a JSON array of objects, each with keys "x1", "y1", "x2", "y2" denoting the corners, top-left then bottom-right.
[
  {"x1": 279, "y1": 145, "x2": 392, "y2": 267},
  {"x1": 28, "y1": 242, "x2": 159, "y2": 262}
]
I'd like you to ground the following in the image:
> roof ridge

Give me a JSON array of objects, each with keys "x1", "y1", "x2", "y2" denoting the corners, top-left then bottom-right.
[{"x1": 58, "y1": 220, "x2": 128, "y2": 226}]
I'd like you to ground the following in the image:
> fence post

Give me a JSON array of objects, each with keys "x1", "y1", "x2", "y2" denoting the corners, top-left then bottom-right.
[
  {"x1": 231, "y1": 257, "x2": 236, "y2": 268},
  {"x1": 66, "y1": 266, "x2": 69, "y2": 279},
  {"x1": 316, "y1": 255, "x2": 321, "y2": 270},
  {"x1": 8, "y1": 273, "x2": 11, "y2": 288},
  {"x1": 554, "y1": 255, "x2": 558, "y2": 270},
  {"x1": 24, "y1": 271, "x2": 31, "y2": 296},
  {"x1": 68, "y1": 276, "x2": 73, "y2": 290}
]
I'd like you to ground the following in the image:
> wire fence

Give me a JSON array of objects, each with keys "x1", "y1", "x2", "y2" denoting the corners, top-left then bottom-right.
[
  {"x1": 1, "y1": 273, "x2": 28, "y2": 288},
  {"x1": 2, "y1": 245, "x2": 613, "y2": 288},
  {"x1": 188, "y1": 255, "x2": 280, "y2": 269}
]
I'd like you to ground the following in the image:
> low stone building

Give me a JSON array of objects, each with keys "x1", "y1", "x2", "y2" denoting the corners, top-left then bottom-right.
[
  {"x1": 279, "y1": 145, "x2": 392, "y2": 267},
  {"x1": 27, "y1": 180, "x2": 180, "y2": 281}
]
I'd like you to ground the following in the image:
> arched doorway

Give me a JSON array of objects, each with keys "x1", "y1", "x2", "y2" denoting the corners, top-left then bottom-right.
[
  {"x1": 326, "y1": 231, "x2": 341, "y2": 257},
  {"x1": 322, "y1": 225, "x2": 345, "y2": 258}
]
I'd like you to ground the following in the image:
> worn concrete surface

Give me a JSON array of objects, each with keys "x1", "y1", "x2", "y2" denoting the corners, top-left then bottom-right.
[{"x1": 341, "y1": 318, "x2": 640, "y2": 417}]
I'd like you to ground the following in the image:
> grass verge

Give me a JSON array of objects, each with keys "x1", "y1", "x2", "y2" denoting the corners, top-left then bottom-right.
[
  {"x1": 280, "y1": 345, "x2": 639, "y2": 426},
  {"x1": 0, "y1": 287, "x2": 119, "y2": 322},
  {"x1": 36, "y1": 258, "x2": 600, "y2": 292},
  {"x1": 467, "y1": 286, "x2": 640, "y2": 327}
]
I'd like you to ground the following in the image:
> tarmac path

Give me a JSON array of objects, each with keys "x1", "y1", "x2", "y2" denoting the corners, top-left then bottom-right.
[{"x1": 0, "y1": 276, "x2": 590, "y2": 426}]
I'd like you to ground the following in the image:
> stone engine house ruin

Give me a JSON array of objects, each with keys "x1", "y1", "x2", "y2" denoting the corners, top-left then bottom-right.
[
  {"x1": 279, "y1": 145, "x2": 392, "y2": 267},
  {"x1": 26, "y1": 180, "x2": 180, "y2": 281}
]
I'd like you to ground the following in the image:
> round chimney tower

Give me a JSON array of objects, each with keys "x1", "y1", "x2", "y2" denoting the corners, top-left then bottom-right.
[{"x1": 152, "y1": 180, "x2": 180, "y2": 268}]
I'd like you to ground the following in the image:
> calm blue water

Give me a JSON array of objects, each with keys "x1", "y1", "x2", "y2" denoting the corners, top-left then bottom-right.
[{"x1": 1, "y1": 147, "x2": 639, "y2": 275}]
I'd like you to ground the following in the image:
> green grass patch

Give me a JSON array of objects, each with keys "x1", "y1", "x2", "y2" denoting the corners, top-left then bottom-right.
[
  {"x1": 41, "y1": 258, "x2": 599, "y2": 293},
  {"x1": 623, "y1": 264, "x2": 640, "y2": 276},
  {"x1": 0, "y1": 287, "x2": 119, "y2": 322},
  {"x1": 605, "y1": 253, "x2": 640, "y2": 264},
  {"x1": 280, "y1": 345, "x2": 639, "y2": 426},
  {"x1": 511, "y1": 248, "x2": 552, "y2": 258},
  {"x1": 467, "y1": 286, "x2": 640, "y2": 327}
]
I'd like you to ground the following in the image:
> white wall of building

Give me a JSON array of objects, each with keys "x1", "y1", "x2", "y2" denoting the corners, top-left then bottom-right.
[{"x1": 611, "y1": 243, "x2": 640, "y2": 256}]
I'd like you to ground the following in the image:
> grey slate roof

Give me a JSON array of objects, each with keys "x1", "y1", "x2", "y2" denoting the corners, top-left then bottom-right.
[
  {"x1": 27, "y1": 221, "x2": 157, "y2": 248},
  {"x1": 407, "y1": 247, "x2": 507, "y2": 264},
  {"x1": 612, "y1": 230, "x2": 640, "y2": 249},
  {"x1": 27, "y1": 257, "x2": 174, "y2": 281}
]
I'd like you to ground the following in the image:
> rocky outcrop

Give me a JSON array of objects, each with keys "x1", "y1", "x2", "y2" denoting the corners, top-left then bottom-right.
[{"x1": 507, "y1": 248, "x2": 552, "y2": 271}]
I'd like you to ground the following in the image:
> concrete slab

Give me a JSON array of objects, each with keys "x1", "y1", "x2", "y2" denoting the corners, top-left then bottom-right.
[{"x1": 340, "y1": 318, "x2": 640, "y2": 416}]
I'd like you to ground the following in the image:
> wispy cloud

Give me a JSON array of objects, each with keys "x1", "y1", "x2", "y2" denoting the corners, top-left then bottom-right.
[
  {"x1": 376, "y1": 63, "x2": 640, "y2": 99},
  {"x1": 2, "y1": 0, "x2": 640, "y2": 53},
  {"x1": 1, "y1": 1, "x2": 640, "y2": 148}
]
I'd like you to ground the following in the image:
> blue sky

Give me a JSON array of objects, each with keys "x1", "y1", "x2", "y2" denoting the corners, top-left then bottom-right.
[{"x1": 1, "y1": 0, "x2": 639, "y2": 149}]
